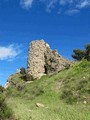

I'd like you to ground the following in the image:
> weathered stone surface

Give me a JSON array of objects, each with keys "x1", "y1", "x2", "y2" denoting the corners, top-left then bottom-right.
[
  {"x1": 36, "y1": 103, "x2": 45, "y2": 108},
  {"x1": 4, "y1": 74, "x2": 19, "y2": 89},
  {"x1": 27, "y1": 40, "x2": 71, "y2": 80},
  {"x1": 4, "y1": 75, "x2": 13, "y2": 89},
  {"x1": 4, "y1": 81, "x2": 10, "y2": 89},
  {"x1": 45, "y1": 48, "x2": 71, "y2": 75},
  {"x1": 27, "y1": 40, "x2": 48, "y2": 80}
]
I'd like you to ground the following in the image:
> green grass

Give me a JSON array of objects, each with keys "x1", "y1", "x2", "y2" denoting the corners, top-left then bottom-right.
[
  {"x1": 0, "y1": 92, "x2": 14, "y2": 120},
  {"x1": 6, "y1": 96, "x2": 90, "y2": 120},
  {"x1": 60, "y1": 60, "x2": 90, "y2": 104},
  {"x1": 5, "y1": 60, "x2": 90, "y2": 120}
]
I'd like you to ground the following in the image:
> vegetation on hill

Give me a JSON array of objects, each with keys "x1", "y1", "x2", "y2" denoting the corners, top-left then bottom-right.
[
  {"x1": 72, "y1": 43, "x2": 90, "y2": 61},
  {"x1": 4, "y1": 60, "x2": 90, "y2": 120},
  {"x1": 0, "y1": 86, "x2": 14, "y2": 120},
  {"x1": 60, "y1": 60, "x2": 90, "y2": 104}
]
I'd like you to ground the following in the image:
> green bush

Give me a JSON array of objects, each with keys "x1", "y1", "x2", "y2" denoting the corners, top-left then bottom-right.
[
  {"x1": 19, "y1": 67, "x2": 27, "y2": 81},
  {"x1": 20, "y1": 67, "x2": 26, "y2": 74},
  {"x1": 60, "y1": 89, "x2": 78, "y2": 104},
  {"x1": 72, "y1": 43, "x2": 90, "y2": 61},
  {"x1": 0, "y1": 86, "x2": 4, "y2": 93},
  {"x1": 0, "y1": 93, "x2": 14, "y2": 120},
  {"x1": 20, "y1": 74, "x2": 27, "y2": 81},
  {"x1": 85, "y1": 44, "x2": 90, "y2": 61},
  {"x1": 72, "y1": 49, "x2": 85, "y2": 61}
]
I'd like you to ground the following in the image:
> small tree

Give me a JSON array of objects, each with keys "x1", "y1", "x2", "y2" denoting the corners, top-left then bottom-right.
[
  {"x1": 72, "y1": 43, "x2": 90, "y2": 61},
  {"x1": 0, "y1": 86, "x2": 4, "y2": 93},
  {"x1": 85, "y1": 44, "x2": 90, "y2": 61},
  {"x1": 72, "y1": 49, "x2": 85, "y2": 61},
  {"x1": 20, "y1": 67, "x2": 27, "y2": 81},
  {"x1": 20, "y1": 67, "x2": 26, "y2": 74},
  {"x1": 0, "y1": 92, "x2": 14, "y2": 119}
]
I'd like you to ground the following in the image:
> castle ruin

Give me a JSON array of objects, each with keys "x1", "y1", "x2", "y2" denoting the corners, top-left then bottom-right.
[{"x1": 27, "y1": 40, "x2": 71, "y2": 80}]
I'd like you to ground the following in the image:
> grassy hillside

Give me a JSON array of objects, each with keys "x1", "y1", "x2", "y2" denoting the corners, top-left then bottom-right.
[
  {"x1": 0, "y1": 87, "x2": 14, "y2": 120},
  {"x1": 5, "y1": 60, "x2": 90, "y2": 120}
]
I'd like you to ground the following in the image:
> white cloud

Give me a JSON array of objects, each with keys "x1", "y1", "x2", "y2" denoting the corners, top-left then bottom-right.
[
  {"x1": 65, "y1": 9, "x2": 80, "y2": 15},
  {"x1": 0, "y1": 0, "x2": 84, "y2": 14},
  {"x1": 19, "y1": 0, "x2": 90, "y2": 14},
  {"x1": 39, "y1": 0, "x2": 58, "y2": 12},
  {"x1": 59, "y1": 0, "x2": 73, "y2": 5},
  {"x1": 20, "y1": 0, "x2": 34, "y2": 9},
  {"x1": 76, "y1": 0, "x2": 90, "y2": 9},
  {"x1": 0, "y1": 44, "x2": 21, "y2": 61},
  {"x1": 46, "y1": 0, "x2": 58, "y2": 12}
]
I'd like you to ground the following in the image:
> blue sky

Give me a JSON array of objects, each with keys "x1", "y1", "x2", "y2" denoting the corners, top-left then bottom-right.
[{"x1": 0, "y1": 0, "x2": 90, "y2": 86}]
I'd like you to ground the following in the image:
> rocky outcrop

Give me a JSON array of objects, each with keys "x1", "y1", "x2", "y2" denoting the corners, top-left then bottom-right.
[
  {"x1": 36, "y1": 103, "x2": 45, "y2": 108},
  {"x1": 4, "y1": 74, "x2": 19, "y2": 89},
  {"x1": 45, "y1": 48, "x2": 71, "y2": 75},
  {"x1": 27, "y1": 40, "x2": 71, "y2": 80},
  {"x1": 4, "y1": 75, "x2": 13, "y2": 89}
]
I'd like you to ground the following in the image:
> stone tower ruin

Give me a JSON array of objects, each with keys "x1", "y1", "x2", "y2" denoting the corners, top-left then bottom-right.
[{"x1": 27, "y1": 40, "x2": 71, "y2": 80}]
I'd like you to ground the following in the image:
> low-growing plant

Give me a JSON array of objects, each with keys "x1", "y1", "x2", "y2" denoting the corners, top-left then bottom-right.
[
  {"x1": 20, "y1": 67, "x2": 26, "y2": 74},
  {"x1": 0, "y1": 93, "x2": 14, "y2": 120},
  {"x1": 0, "y1": 86, "x2": 4, "y2": 93}
]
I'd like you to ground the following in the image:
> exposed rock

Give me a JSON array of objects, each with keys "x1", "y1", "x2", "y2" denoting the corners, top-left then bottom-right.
[
  {"x1": 16, "y1": 69, "x2": 20, "y2": 74},
  {"x1": 83, "y1": 101, "x2": 87, "y2": 104},
  {"x1": 4, "y1": 75, "x2": 13, "y2": 89},
  {"x1": 4, "y1": 81, "x2": 10, "y2": 89},
  {"x1": 45, "y1": 48, "x2": 71, "y2": 75},
  {"x1": 36, "y1": 103, "x2": 45, "y2": 108},
  {"x1": 25, "y1": 81, "x2": 33, "y2": 84},
  {"x1": 4, "y1": 74, "x2": 18, "y2": 89},
  {"x1": 27, "y1": 40, "x2": 71, "y2": 80}
]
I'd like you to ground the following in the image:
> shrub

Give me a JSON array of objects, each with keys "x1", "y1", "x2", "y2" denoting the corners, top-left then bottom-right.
[
  {"x1": 20, "y1": 67, "x2": 28, "y2": 81},
  {"x1": 20, "y1": 74, "x2": 27, "y2": 81},
  {"x1": 20, "y1": 67, "x2": 26, "y2": 74},
  {"x1": 60, "y1": 89, "x2": 78, "y2": 104},
  {"x1": 0, "y1": 86, "x2": 4, "y2": 93},
  {"x1": 72, "y1": 43, "x2": 90, "y2": 61},
  {"x1": 0, "y1": 93, "x2": 14, "y2": 120},
  {"x1": 72, "y1": 49, "x2": 85, "y2": 61},
  {"x1": 85, "y1": 44, "x2": 90, "y2": 61}
]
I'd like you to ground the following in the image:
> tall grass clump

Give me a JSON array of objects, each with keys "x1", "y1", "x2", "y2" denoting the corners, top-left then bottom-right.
[
  {"x1": 0, "y1": 86, "x2": 14, "y2": 120},
  {"x1": 60, "y1": 60, "x2": 90, "y2": 104}
]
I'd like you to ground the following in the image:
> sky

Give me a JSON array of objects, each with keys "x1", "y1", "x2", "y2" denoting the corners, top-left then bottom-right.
[{"x1": 0, "y1": 0, "x2": 90, "y2": 86}]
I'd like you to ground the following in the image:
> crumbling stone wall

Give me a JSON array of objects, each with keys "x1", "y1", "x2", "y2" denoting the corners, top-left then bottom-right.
[
  {"x1": 45, "y1": 48, "x2": 70, "y2": 75},
  {"x1": 27, "y1": 40, "x2": 71, "y2": 80},
  {"x1": 27, "y1": 40, "x2": 47, "y2": 79}
]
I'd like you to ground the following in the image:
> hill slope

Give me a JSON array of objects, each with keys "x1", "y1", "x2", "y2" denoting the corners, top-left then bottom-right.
[{"x1": 5, "y1": 60, "x2": 90, "y2": 120}]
